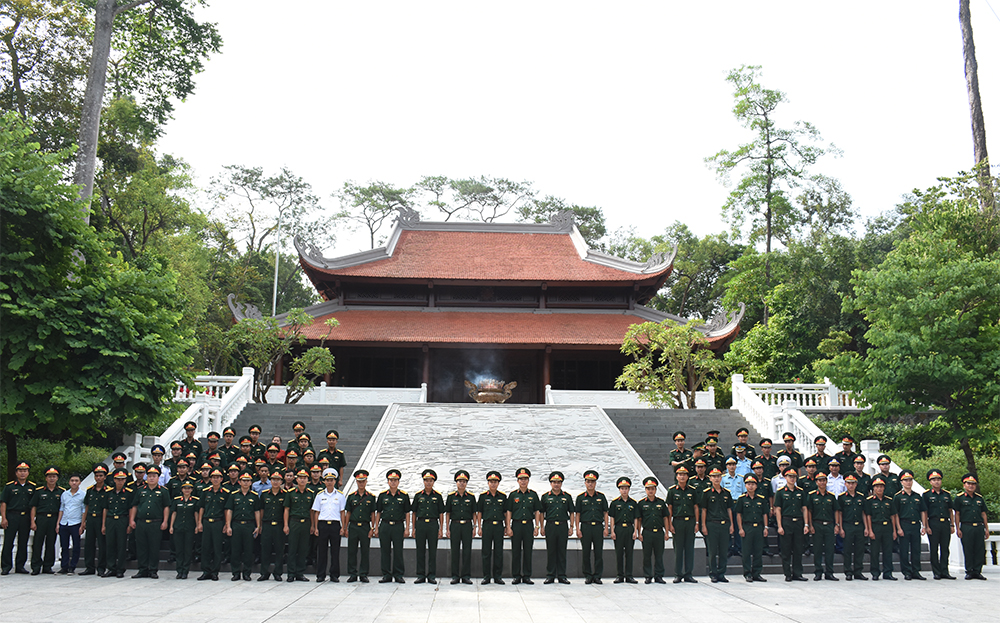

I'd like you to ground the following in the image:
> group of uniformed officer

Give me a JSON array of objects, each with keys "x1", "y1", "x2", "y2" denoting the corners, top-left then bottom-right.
[{"x1": 1, "y1": 427, "x2": 992, "y2": 584}]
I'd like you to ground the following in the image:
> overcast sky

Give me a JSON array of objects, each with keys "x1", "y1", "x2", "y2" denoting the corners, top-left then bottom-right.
[{"x1": 158, "y1": 1, "x2": 1000, "y2": 254}]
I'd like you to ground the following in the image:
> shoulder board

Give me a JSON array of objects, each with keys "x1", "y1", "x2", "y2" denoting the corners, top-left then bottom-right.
[
  {"x1": 480, "y1": 490, "x2": 489, "y2": 495},
  {"x1": 974, "y1": 493, "x2": 984, "y2": 499},
  {"x1": 399, "y1": 490, "x2": 407, "y2": 494},
  {"x1": 87, "y1": 484, "x2": 97, "y2": 490},
  {"x1": 124, "y1": 487, "x2": 133, "y2": 492},
  {"x1": 667, "y1": 484, "x2": 678, "y2": 490},
  {"x1": 58, "y1": 486, "x2": 66, "y2": 492},
  {"x1": 380, "y1": 489, "x2": 389, "y2": 494},
  {"x1": 433, "y1": 489, "x2": 441, "y2": 495},
  {"x1": 28, "y1": 481, "x2": 37, "y2": 486},
  {"x1": 173, "y1": 495, "x2": 184, "y2": 500},
  {"x1": 866, "y1": 495, "x2": 875, "y2": 500}
]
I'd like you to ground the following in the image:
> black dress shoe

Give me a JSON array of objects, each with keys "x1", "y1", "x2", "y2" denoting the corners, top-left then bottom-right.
[
  {"x1": 855, "y1": 574, "x2": 868, "y2": 580},
  {"x1": 212, "y1": 573, "x2": 220, "y2": 581},
  {"x1": 512, "y1": 578, "x2": 522, "y2": 585},
  {"x1": 625, "y1": 577, "x2": 637, "y2": 584},
  {"x1": 379, "y1": 577, "x2": 392, "y2": 583},
  {"x1": 912, "y1": 574, "x2": 926, "y2": 580},
  {"x1": 522, "y1": 578, "x2": 534, "y2": 585},
  {"x1": 884, "y1": 575, "x2": 897, "y2": 581},
  {"x1": 644, "y1": 578, "x2": 652, "y2": 584},
  {"x1": 593, "y1": 578, "x2": 602, "y2": 585},
  {"x1": 673, "y1": 577, "x2": 683, "y2": 584},
  {"x1": 149, "y1": 572, "x2": 158, "y2": 579},
  {"x1": 360, "y1": 577, "x2": 369, "y2": 582},
  {"x1": 845, "y1": 575, "x2": 853, "y2": 581},
  {"x1": 793, "y1": 576, "x2": 808, "y2": 582},
  {"x1": 244, "y1": 572, "x2": 252, "y2": 581},
  {"x1": 683, "y1": 576, "x2": 698, "y2": 583},
  {"x1": 494, "y1": 578, "x2": 504, "y2": 584},
  {"x1": 814, "y1": 574, "x2": 823, "y2": 581},
  {"x1": 451, "y1": 578, "x2": 460, "y2": 584},
  {"x1": 296, "y1": 575, "x2": 309, "y2": 582},
  {"x1": 903, "y1": 574, "x2": 912, "y2": 580},
  {"x1": 233, "y1": 575, "x2": 243, "y2": 582},
  {"x1": 347, "y1": 575, "x2": 358, "y2": 582},
  {"x1": 752, "y1": 575, "x2": 767, "y2": 582},
  {"x1": 462, "y1": 578, "x2": 473, "y2": 584},
  {"x1": 614, "y1": 577, "x2": 624, "y2": 584},
  {"x1": 975, "y1": 573, "x2": 988, "y2": 580},
  {"x1": 287, "y1": 576, "x2": 296, "y2": 582},
  {"x1": 394, "y1": 577, "x2": 405, "y2": 583},
  {"x1": 176, "y1": 572, "x2": 184, "y2": 579},
  {"x1": 415, "y1": 577, "x2": 426, "y2": 584},
  {"x1": 717, "y1": 576, "x2": 728, "y2": 583},
  {"x1": 80, "y1": 569, "x2": 96, "y2": 576},
  {"x1": 558, "y1": 578, "x2": 570, "y2": 584},
  {"x1": 116, "y1": 572, "x2": 124, "y2": 578},
  {"x1": 428, "y1": 578, "x2": 437, "y2": 584},
  {"x1": 481, "y1": 578, "x2": 491, "y2": 585},
  {"x1": 942, "y1": 574, "x2": 957, "y2": 580},
  {"x1": 825, "y1": 574, "x2": 838, "y2": 581},
  {"x1": 132, "y1": 571, "x2": 148, "y2": 578},
  {"x1": 15, "y1": 568, "x2": 29, "y2": 574},
  {"x1": 543, "y1": 578, "x2": 555, "y2": 584},
  {"x1": 745, "y1": 575, "x2": 753, "y2": 582},
  {"x1": 331, "y1": 577, "x2": 340, "y2": 582},
  {"x1": 30, "y1": 569, "x2": 40, "y2": 576},
  {"x1": 711, "y1": 577, "x2": 718, "y2": 583},
  {"x1": 654, "y1": 577, "x2": 666, "y2": 584},
  {"x1": 316, "y1": 576, "x2": 325, "y2": 582},
  {"x1": 0, "y1": 570, "x2": 8, "y2": 576},
  {"x1": 784, "y1": 576, "x2": 792, "y2": 582},
  {"x1": 273, "y1": 574, "x2": 282, "y2": 581},
  {"x1": 101, "y1": 571, "x2": 114, "y2": 578},
  {"x1": 586, "y1": 577, "x2": 594, "y2": 584}
]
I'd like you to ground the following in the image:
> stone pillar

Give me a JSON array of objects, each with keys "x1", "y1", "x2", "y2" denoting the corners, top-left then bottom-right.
[
  {"x1": 860, "y1": 440, "x2": 880, "y2": 475},
  {"x1": 422, "y1": 345, "x2": 430, "y2": 385}
]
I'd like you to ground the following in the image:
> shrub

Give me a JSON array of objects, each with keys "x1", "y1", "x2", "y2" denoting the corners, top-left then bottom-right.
[{"x1": 1, "y1": 439, "x2": 110, "y2": 487}]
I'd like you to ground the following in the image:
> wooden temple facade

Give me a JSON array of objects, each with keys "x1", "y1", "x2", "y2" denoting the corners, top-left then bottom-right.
[{"x1": 229, "y1": 211, "x2": 743, "y2": 404}]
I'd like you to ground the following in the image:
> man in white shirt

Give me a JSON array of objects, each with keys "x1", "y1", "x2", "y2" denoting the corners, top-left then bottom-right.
[
  {"x1": 771, "y1": 456, "x2": 792, "y2": 494},
  {"x1": 826, "y1": 459, "x2": 846, "y2": 497},
  {"x1": 311, "y1": 468, "x2": 347, "y2": 582}
]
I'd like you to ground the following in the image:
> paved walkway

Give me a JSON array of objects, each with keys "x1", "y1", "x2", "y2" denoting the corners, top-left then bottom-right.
[{"x1": 2, "y1": 567, "x2": 998, "y2": 623}]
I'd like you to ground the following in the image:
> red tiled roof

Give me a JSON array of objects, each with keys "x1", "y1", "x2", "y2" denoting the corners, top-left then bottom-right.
[
  {"x1": 304, "y1": 231, "x2": 667, "y2": 283},
  {"x1": 299, "y1": 309, "x2": 737, "y2": 347}
]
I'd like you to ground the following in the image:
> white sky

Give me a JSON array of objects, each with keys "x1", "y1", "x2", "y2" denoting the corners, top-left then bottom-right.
[{"x1": 159, "y1": 0, "x2": 1000, "y2": 255}]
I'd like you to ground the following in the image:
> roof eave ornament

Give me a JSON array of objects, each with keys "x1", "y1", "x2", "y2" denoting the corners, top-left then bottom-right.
[
  {"x1": 641, "y1": 243, "x2": 678, "y2": 274},
  {"x1": 395, "y1": 205, "x2": 421, "y2": 229},
  {"x1": 697, "y1": 302, "x2": 746, "y2": 336},
  {"x1": 549, "y1": 210, "x2": 575, "y2": 232},
  {"x1": 227, "y1": 293, "x2": 264, "y2": 322}
]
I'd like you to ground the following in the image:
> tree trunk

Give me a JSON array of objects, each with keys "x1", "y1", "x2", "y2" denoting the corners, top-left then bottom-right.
[
  {"x1": 960, "y1": 0, "x2": 989, "y2": 169},
  {"x1": 952, "y1": 418, "x2": 979, "y2": 479},
  {"x1": 4, "y1": 430, "x2": 17, "y2": 483},
  {"x1": 73, "y1": 0, "x2": 117, "y2": 219}
]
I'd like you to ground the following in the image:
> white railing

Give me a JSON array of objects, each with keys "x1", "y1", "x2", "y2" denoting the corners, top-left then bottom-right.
[
  {"x1": 174, "y1": 374, "x2": 243, "y2": 402},
  {"x1": 545, "y1": 386, "x2": 716, "y2": 409},
  {"x1": 262, "y1": 383, "x2": 426, "y2": 405},
  {"x1": 744, "y1": 377, "x2": 862, "y2": 409}
]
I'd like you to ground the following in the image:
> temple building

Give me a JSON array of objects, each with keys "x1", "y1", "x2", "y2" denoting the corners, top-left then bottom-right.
[{"x1": 229, "y1": 210, "x2": 743, "y2": 404}]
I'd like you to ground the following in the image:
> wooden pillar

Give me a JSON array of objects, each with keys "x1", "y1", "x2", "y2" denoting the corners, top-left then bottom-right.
[
  {"x1": 542, "y1": 346, "x2": 552, "y2": 388},
  {"x1": 274, "y1": 356, "x2": 284, "y2": 386},
  {"x1": 422, "y1": 345, "x2": 430, "y2": 385}
]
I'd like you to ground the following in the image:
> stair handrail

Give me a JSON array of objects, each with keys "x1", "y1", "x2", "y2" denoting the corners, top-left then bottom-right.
[
  {"x1": 214, "y1": 367, "x2": 255, "y2": 432},
  {"x1": 742, "y1": 378, "x2": 861, "y2": 409}
]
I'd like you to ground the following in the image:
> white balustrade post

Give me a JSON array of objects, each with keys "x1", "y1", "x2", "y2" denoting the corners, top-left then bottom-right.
[
  {"x1": 419, "y1": 383, "x2": 428, "y2": 403},
  {"x1": 320, "y1": 381, "x2": 327, "y2": 404},
  {"x1": 731, "y1": 374, "x2": 744, "y2": 409},
  {"x1": 824, "y1": 377, "x2": 838, "y2": 408},
  {"x1": 770, "y1": 404, "x2": 784, "y2": 442},
  {"x1": 707, "y1": 385, "x2": 716, "y2": 409},
  {"x1": 196, "y1": 394, "x2": 209, "y2": 436},
  {"x1": 860, "y1": 440, "x2": 880, "y2": 475}
]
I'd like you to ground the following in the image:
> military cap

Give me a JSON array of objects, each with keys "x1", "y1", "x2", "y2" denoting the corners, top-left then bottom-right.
[
  {"x1": 841, "y1": 435, "x2": 855, "y2": 443},
  {"x1": 854, "y1": 455, "x2": 867, "y2": 464},
  {"x1": 734, "y1": 443, "x2": 747, "y2": 453},
  {"x1": 927, "y1": 469, "x2": 943, "y2": 480},
  {"x1": 248, "y1": 425, "x2": 262, "y2": 434},
  {"x1": 223, "y1": 427, "x2": 236, "y2": 436},
  {"x1": 93, "y1": 464, "x2": 109, "y2": 474},
  {"x1": 254, "y1": 459, "x2": 266, "y2": 466},
  {"x1": 743, "y1": 474, "x2": 758, "y2": 483},
  {"x1": 675, "y1": 466, "x2": 689, "y2": 475},
  {"x1": 285, "y1": 450, "x2": 298, "y2": 458},
  {"x1": 200, "y1": 462, "x2": 211, "y2": 470},
  {"x1": 871, "y1": 475, "x2": 887, "y2": 486},
  {"x1": 318, "y1": 457, "x2": 330, "y2": 465},
  {"x1": 694, "y1": 458, "x2": 707, "y2": 467},
  {"x1": 354, "y1": 469, "x2": 369, "y2": 480},
  {"x1": 736, "y1": 427, "x2": 750, "y2": 436},
  {"x1": 422, "y1": 469, "x2": 437, "y2": 480},
  {"x1": 962, "y1": 473, "x2": 978, "y2": 484},
  {"x1": 147, "y1": 465, "x2": 161, "y2": 475},
  {"x1": 111, "y1": 452, "x2": 127, "y2": 462},
  {"x1": 322, "y1": 468, "x2": 337, "y2": 479},
  {"x1": 112, "y1": 468, "x2": 129, "y2": 479},
  {"x1": 44, "y1": 465, "x2": 60, "y2": 476},
  {"x1": 238, "y1": 472, "x2": 253, "y2": 481},
  {"x1": 899, "y1": 469, "x2": 914, "y2": 480},
  {"x1": 782, "y1": 432, "x2": 795, "y2": 442},
  {"x1": 303, "y1": 448, "x2": 315, "y2": 456},
  {"x1": 548, "y1": 471, "x2": 564, "y2": 482},
  {"x1": 876, "y1": 454, "x2": 891, "y2": 465},
  {"x1": 133, "y1": 463, "x2": 147, "y2": 472},
  {"x1": 814, "y1": 435, "x2": 827, "y2": 444},
  {"x1": 707, "y1": 430, "x2": 720, "y2": 439},
  {"x1": 208, "y1": 452, "x2": 222, "y2": 461},
  {"x1": 184, "y1": 422, "x2": 197, "y2": 430},
  {"x1": 292, "y1": 421, "x2": 305, "y2": 431},
  {"x1": 239, "y1": 436, "x2": 252, "y2": 445},
  {"x1": 616, "y1": 477, "x2": 632, "y2": 487},
  {"x1": 271, "y1": 470, "x2": 285, "y2": 479},
  {"x1": 692, "y1": 442, "x2": 705, "y2": 451},
  {"x1": 486, "y1": 471, "x2": 502, "y2": 482},
  {"x1": 176, "y1": 459, "x2": 189, "y2": 467},
  {"x1": 386, "y1": 469, "x2": 401, "y2": 479},
  {"x1": 206, "y1": 431, "x2": 220, "y2": 440},
  {"x1": 725, "y1": 456, "x2": 737, "y2": 465},
  {"x1": 828, "y1": 457, "x2": 840, "y2": 465},
  {"x1": 815, "y1": 472, "x2": 827, "y2": 480},
  {"x1": 454, "y1": 470, "x2": 470, "y2": 481},
  {"x1": 673, "y1": 431, "x2": 686, "y2": 441},
  {"x1": 782, "y1": 466, "x2": 798, "y2": 476},
  {"x1": 210, "y1": 468, "x2": 224, "y2": 477},
  {"x1": 169, "y1": 441, "x2": 182, "y2": 449},
  {"x1": 15, "y1": 460, "x2": 30, "y2": 470},
  {"x1": 643, "y1": 476, "x2": 659, "y2": 487},
  {"x1": 267, "y1": 443, "x2": 280, "y2": 452},
  {"x1": 777, "y1": 455, "x2": 792, "y2": 465},
  {"x1": 295, "y1": 469, "x2": 309, "y2": 477},
  {"x1": 184, "y1": 452, "x2": 198, "y2": 460},
  {"x1": 705, "y1": 438, "x2": 718, "y2": 446},
  {"x1": 309, "y1": 465, "x2": 322, "y2": 473},
  {"x1": 181, "y1": 481, "x2": 195, "y2": 489},
  {"x1": 515, "y1": 467, "x2": 531, "y2": 479},
  {"x1": 583, "y1": 470, "x2": 599, "y2": 481},
  {"x1": 326, "y1": 429, "x2": 339, "y2": 439},
  {"x1": 227, "y1": 464, "x2": 240, "y2": 472},
  {"x1": 709, "y1": 467, "x2": 723, "y2": 476},
  {"x1": 844, "y1": 474, "x2": 858, "y2": 483},
  {"x1": 235, "y1": 456, "x2": 248, "y2": 464},
  {"x1": 298, "y1": 433, "x2": 311, "y2": 442},
  {"x1": 804, "y1": 458, "x2": 817, "y2": 467},
  {"x1": 151, "y1": 444, "x2": 165, "y2": 454},
  {"x1": 751, "y1": 460, "x2": 764, "y2": 469},
  {"x1": 759, "y1": 438, "x2": 772, "y2": 447}
]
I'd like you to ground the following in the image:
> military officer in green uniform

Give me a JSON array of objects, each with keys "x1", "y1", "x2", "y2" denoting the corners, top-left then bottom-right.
[
  {"x1": 953, "y1": 473, "x2": 989, "y2": 580},
  {"x1": 505, "y1": 467, "x2": 541, "y2": 585},
  {"x1": 283, "y1": 469, "x2": 313, "y2": 582},
  {"x1": 834, "y1": 436, "x2": 860, "y2": 478},
  {"x1": 774, "y1": 467, "x2": 809, "y2": 581},
  {"x1": 445, "y1": 470, "x2": 476, "y2": 584},
  {"x1": 540, "y1": 471, "x2": 574, "y2": 584},
  {"x1": 637, "y1": 476, "x2": 669, "y2": 584},
  {"x1": 864, "y1": 474, "x2": 898, "y2": 580},
  {"x1": 575, "y1": 470, "x2": 609, "y2": 584},
  {"x1": 169, "y1": 481, "x2": 200, "y2": 579},
  {"x1": 2, "y1": 460, "x2": 35, "y2": 575},
  {"x1": 80, "y1": 464, "x2": 110, "y2": 576},
  {"x1": 345, "y1": 469, "x2": 375, "y2": 582},
  {"x1": 248, "y1": 425, "x2": 268, "y2": 461},
  {"x1": 731, "y1": 427, "x2": 757, "y2": 460},
  {"x1": 666, "y1": 466, "x2": 699, "y2": 583},
  {"x1": 806, "y1": 436, "x2": 833, "y2": 475},
  {"x1": 853, "y1": 456, "x2": 872, "y2": 496},
  {"x1": 199, "y1": 432, "x2": 224, "y2": 470},
  {"x1": 689, "y1": 458, "x2": 710, "y2": 502},
  {"x1": 29, "y1": 466, "x2": 64, "y2": 574},
  {"x1": 922, "y1": 469, "x2": 956, "y2": 580},
  {"x1": 477, "y1": 471, "x2": 508, "y2": 584},
  {"x1": 102, "y1": 468, "x2": 133, "y2": 577},
  {"x1": 258, "y1": 470, "x2": 286, "y2": 581},
  {"x1": 893, "y1": 469, "x2": 927, "y2": 580},
  {"x1": 776, "y1": 433, "x2": 804, "y2": 473},
  {"x1": 875, "y1": 455, "x2": 901, "y2": 496},
  {"x1": 129, "y1": 465, "x2": 170, "y2": 578},
  {"x1": 669, "y1": 432, "x2": 693, "y2": 479},
  {"x1": 374, "y1": 468, "x2": 410, "y2": 583},
  {"x1": 197, "y1": 468, "x2": 228, "y2": 581},
  {"x1": 702, "y1": 438, "x2": 726, "y2": 474},
  {"x1": 226, "y1": 473, "x2": 261, "y2": 581},
  {"x1": 318, "y1": 430, "x2": 347, "y2": 487},
  {"x1": 838, "y1": 473, "x2": 868, "y2": 580},
  {"x1": 179, "y1": 422, "x2": 203, "y2": 463},
  {"x1": 807, "y1": 472, "x2": 840, "y2": 580},
  {"x1": 733, "y1": 474, "x2": 767, "y2": 582},
  {"x1": 700, "y1": 467, "x2": 733, "y2": 583},
  {"x1": 412, "y1": 469, "x2": 445, "y2": 584},
  {"x1": 757, "y1": 439, "x2": 779, "y2": 479},
  {"x1": 608, "y1": 476, "x2": 638, "y2": 584}
]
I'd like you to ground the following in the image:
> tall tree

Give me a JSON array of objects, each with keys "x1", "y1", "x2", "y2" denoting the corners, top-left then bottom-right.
[
  {"x1": 336, "y1": 180, "x2": 413, "y2": 249},
  {"x1": 516, "y1": 195, "x2": 607, "y2": 248},
  {"x1": 413, "y1": 175, "x2": 535, "y2": 223},
  {"x1": 959, "y1": 0, "x2": 989, "y2": 170},
  {"x1": 73, "y1": 0, "x2": 221, "y2": 213},
  {"x1": 705, "y1": 65, "x2": 838, "y2": 324}
]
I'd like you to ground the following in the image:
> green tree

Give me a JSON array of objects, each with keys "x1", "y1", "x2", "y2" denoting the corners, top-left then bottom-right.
[
  {"x1": 616, "y1": 320, "x2": 727, "y2": 409},
  {"x1": 413, "y1": 175, "x2": 535, "y2": 223},
  {"x1": 516, "y1": 195, "x2": 607, "y2": 247},
  {"x1": 336, "y1": 180, "x2": 413, "y2": 249},
  {"x1": 0, "y1": 113, "x2": 194, "y2": 477},
  {"x1": 706, "y1": 65, "x2": 840, "y2": 323},
  {"x1": 817, "y1": 170, "x2": 1000, "y2": 478}
]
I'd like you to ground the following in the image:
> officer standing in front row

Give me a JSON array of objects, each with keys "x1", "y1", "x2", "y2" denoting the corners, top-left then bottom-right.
[
  {"x1": 608, "y1": 476, "x2": 638, "y2": 584},
  {"x1": 953, "y1": 473, "x2": 989, "y2": 580},
  {"x1": 412, "y1": 469, "x2": 445, "y2": 584},
  {"x1": 258, "y1": 470, "x2": 286, "y2": 581},
  {"x1": 540, "y1": 471, "x2": 574, "y2": 584},
  {"x1": 29, "y1": 466, "x2": 64, "y2": 575},
  {"x1": 666, "y1": 466, "x2": 699, "y2": 583},
  {"x1": 922, "y1": 469, "x2": 956, "y2": 580},
  {"x1": 226, "y1": 472, "x2": 261, "y2": 581},
  {"x1": 374, "y1": 469, "x2": 410, "y2": 583},
  {"x1": 575, "y1": 470, "x2": 609, "y2": 585},
  {"x1": 838, "y1": 473, "x2": 868, "y2": 580},
  {"x1": 81, "y1": 464, "x2": 110, "y2": 576},
  {"x1": 446, "y1": 470, "x2": 476, "y2": 584},
  {"x1": 734, "y1": 473, "x2": 768, "y2": 582},
  {"x1": 170, "y1": 481, "x2": 199, "y2": 579},
  {"x1": 1, "y1": 461, "x2": 36, "y2": 575},
  {"x1": 103, "y1": 468, "x2": 133, "y2": 578},
  {"x1": 130, "y1": 465, "x2": 170, "y2": 578},
  {"x1": 506, "y1": 467, "x2": 541, "y2": 585},
  {"x1": 637, "y1": 476, "x2": 669, "y2": 584},
  {"x1": 284, "y1": 468, "x2": 313, "y2": 583},
  {"x1": 478, "y1": 471, "x2": 508, "y2": 584},
  {"x1": 345, "y1": 469, "x2": 376, "y2": 583}
]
